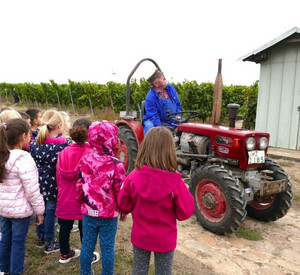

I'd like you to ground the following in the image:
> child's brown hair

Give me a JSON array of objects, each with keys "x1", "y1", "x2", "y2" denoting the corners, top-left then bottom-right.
[
  {"x1": 25, "y1": 108, "x2": 41, "y2": 125},
  {"x1": 135, "y1": 127, "x2": 177, "y2": 172},
  {"x1": 0, "y1": 118, "x2": 30, "y2": 182},
  {"x1": 69, "y1": 117, "x2": 92, "y2": 144}
]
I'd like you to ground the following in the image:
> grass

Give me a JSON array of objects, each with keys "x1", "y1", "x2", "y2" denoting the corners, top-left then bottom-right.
[
  {"x1": 294, "y1": 194, "x2": 300, "y2": 201},
  {"x1": 24, "y1": 224, "x2": 136, "y2": 275},
  {"x1": 24, "y1": 220, "x2": 159, "y2": 275},
  {"x1": 235, "y1": 226, "x2": 263, "y2": 241}
]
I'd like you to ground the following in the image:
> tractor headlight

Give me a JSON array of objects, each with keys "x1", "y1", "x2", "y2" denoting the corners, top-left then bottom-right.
[
  {"x1": 258, "y1": 137, "x2": 268, "y2": 150},
  {"x1": 246, "y1": 137, "x2": 256, "y2": 151}
]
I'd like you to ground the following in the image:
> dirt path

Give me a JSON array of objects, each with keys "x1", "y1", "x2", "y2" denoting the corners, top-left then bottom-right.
[
  {"x1": 117, "y1": 202, "x2": 299, "y2": 275},
  {"x1": 175, "y1": 202, "x2": 300, "y2": 275},
  {"x1": 116, "y1": 158, "x2": 300, "y2": 275}
]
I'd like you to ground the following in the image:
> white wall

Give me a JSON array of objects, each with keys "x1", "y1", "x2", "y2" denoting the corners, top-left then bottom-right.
[{"x1": 255, "y1": 42, "x2": 300, "y2": 149}]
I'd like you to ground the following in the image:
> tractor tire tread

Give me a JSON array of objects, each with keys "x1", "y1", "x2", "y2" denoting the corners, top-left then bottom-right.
[{"x1": 190, "y1": 164, "x2": 247, "y2": 235}]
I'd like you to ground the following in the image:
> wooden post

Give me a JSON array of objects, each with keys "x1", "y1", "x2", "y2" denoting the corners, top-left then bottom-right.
[{"x1": 212, "y1": 59, "x2": 223, "y2": 125}]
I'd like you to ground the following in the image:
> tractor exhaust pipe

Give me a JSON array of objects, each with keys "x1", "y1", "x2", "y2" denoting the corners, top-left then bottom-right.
[{"x1": 227, "y1": 103, "x2": 240, "y2": 128}]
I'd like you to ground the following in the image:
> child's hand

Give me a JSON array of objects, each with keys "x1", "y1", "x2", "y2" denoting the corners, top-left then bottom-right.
[
  {"x1": 36, "y1": 215, "x2": 44, "y2": 225},
  {"x1": 119, "y1": 211, "x2": 127, "y2": 222}
]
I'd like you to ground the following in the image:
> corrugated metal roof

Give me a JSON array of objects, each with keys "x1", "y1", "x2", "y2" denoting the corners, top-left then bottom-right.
[{"x1": 240, "y1": 27, "x2": 300, "y2": 63}]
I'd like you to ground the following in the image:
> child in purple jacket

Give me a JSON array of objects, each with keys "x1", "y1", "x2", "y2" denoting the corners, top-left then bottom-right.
[
  {"x1": 77, "y1": 120, "x2": 126, "y2": 275},
  {"x1": 118, "y1": 127, "x2": 195, "y2": 275}
]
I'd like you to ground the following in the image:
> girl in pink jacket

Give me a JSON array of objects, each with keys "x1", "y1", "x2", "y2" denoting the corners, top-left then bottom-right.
[
  {"x1": 117, "y1": 127, "x2": 195, "y2": 275},
  {"x1": 0, "y1": 118, "x2": 45, "y2": 275},
  {"x1": 56, "y1": 118, "x2": 98, "y2": 264},
  {"x1": 77, "y1": 120, "x2": 126, "y2": 275}
]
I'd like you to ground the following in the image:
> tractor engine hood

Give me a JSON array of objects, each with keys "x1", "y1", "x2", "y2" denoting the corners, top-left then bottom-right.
[{"x1": 177, "y1": 123, "x2": 270, "y2": 169}]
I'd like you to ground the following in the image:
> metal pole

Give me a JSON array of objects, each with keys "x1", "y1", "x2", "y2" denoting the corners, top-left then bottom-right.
[
  {"x1": 45, "y1": 90, "x2": 49, "y2": 109},
  {"x1": 5, "y1": 89, "x2": 8, "y2": 104},
  {"x1": 24, "y1": 92, "x2": 29, "y2": 106},
  {"x1": 296, "y1": 106, "x2": 300, "y2": 150},
  {"x1": 69, "y1": 89, "x2": 76, "y2": 116},
  {"x1": 88, "y1": 93, "x2": 94, "y2": 117},
  {"x1": 56, "y1": 90, "x2": 61, "y2": 110},
  {"x1": 109, "y1": 95, "x2": 115, "y2": 119},
  {"x1": 126, "y1": 58, "x2": 161, "y2": 116},
  {"x1": 33, "y1": 92, "x2": 38, "y2": 108}
]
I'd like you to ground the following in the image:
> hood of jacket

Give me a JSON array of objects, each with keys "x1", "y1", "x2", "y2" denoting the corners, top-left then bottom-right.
[
  {"x1": 88, "y1": 120, "x2": 118, "y2": 155},
  {"x1": 57, "y1": 164, "x2": 79, "y2": 181},
  {"x1": 133, "y1": 165, "x2": 182, "y2": 202},
  {"x1": 5, "y1": 149, "x2": 28, "y2": 173}
]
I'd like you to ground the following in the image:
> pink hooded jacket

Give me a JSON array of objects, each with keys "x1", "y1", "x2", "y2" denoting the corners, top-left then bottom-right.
[
  {"x1": 56, "y1": 143, "x2": 93, "y2": 220},
  {"x1": 0, "y1": 150, "x2": 45, "y2": 218},
  {"x1": 77, "y1": 121, "x2": 126, "y2": 218},
  {"x1": 117, "y1": 165, "x2": 195, "y2": 252}
]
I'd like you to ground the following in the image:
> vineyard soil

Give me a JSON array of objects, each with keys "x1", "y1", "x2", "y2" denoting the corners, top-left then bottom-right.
[
  {"x1": 1, "y1": 104, "x2": 299, "y2": 274},
  {"x1": 22, "y1": 158, "x2": 300, "y2": 275}
]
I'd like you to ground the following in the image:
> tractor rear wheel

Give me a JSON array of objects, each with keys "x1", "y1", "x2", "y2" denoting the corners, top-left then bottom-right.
[
  {"x1": 190, "y1": 164, "x2": 247, "y2": 235},
  {"x1": 246, "y1": 159, "x2": 293, "y2": 221},
  {"x1": 117, "y1": 125, "x2": 138, "y2": 174}
]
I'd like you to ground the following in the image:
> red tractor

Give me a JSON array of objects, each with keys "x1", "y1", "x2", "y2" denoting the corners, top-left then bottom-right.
[{"x1": 115, "y1": 58, "x2": 293, "y2": 235}]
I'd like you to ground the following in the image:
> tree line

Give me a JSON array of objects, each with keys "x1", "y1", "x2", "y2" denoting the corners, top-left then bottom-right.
[{"x1": 0, "y1": 79, "x2": 258, "y2": 129}]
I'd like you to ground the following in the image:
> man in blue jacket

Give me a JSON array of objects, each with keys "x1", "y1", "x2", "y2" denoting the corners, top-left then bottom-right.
[{"x1": 143, "y1": 68, "x2": 182, "y2": 135}]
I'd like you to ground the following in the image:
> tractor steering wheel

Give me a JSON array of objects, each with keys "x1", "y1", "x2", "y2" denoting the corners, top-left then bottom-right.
[{"x1": 167, "y1": 111, "x2": 200, "y2": 123}]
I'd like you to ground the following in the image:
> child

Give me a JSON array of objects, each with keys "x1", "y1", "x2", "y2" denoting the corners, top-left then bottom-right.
[
  {"x1": 56, "y1": 118, "x2": 99, "y2": 264},
  {"x1": 59, "y1": 111, "x2": 71, "y2": 137},
  {"x1": 77, "y1": 121, "x2": 126, "y2": 275},
  {"x1": 0, "y1": 118, "x2": 45, "y2": 275},
  {"x1": 25, "y1": 108, "x2": 42, "y2": 139},
  {"x1": 117, "y1": 127, "x2": 195, "y2": 275},
  {"x1": 0, "y1": 109, "x2": 21, "y2": 124},
  {"x1": 18, "y1": 111, "x2": 31, "y2": 126},
  {"x1": 30, "y1": 110, "x2": 71, "y2": 254}
]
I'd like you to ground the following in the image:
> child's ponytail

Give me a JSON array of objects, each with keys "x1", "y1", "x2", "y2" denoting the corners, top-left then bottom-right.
[
  {"x1": 36, "y1": 124, "x2": 49, "y2": 146},
  {"x1": 36, "y1": 110, "x2": 64, "y2": 145},
  {"x1": 0, "y1": 123, "x2": 9, "y2": 182}
]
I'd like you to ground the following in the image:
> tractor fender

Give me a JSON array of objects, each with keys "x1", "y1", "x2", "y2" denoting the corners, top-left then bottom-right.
[{"x1": 115, "y1": 119, "x2": 144, "y2": 146}]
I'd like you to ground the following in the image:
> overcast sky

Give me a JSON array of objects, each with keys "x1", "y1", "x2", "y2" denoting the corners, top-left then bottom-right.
[{"x1": 0, "y1": 0, "x2": 299, "y2": 86}]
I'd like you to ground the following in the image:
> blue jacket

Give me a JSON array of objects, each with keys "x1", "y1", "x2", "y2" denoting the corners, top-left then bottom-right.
[{"x1": 143, "y1": 84, "x2": 182, "y2": 127}]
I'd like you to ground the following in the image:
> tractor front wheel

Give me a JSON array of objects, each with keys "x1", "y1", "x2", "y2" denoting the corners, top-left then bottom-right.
[
  {"x1": 246, "y1": 159, "x2": 293, "y2": 221},
  {"x1": 190, "y1": 164, "x2": 247, "y2": 235}
]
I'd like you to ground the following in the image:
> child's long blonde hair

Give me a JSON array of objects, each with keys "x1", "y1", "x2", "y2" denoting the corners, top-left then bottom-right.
[
  {"x1": 135, "y1": 127, "x2": 177, "y2": 172},
  {"x1": 0, "y1": 110, "x2": 21, "y2": 124},
  {"x1": 36, "y1": 110, "x2": 64, "y2": 145}
]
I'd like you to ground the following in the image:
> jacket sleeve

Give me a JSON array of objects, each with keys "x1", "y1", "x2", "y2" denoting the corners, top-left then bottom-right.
[
  {"x1": 144, "y1": 91, "x2": 162, "y2": 127},
  {"x1": 113, "y1": 160, "x2": 126, "y2": 200},
  {"x1": 173, "y1": 180, "x2": 195, "y2": 221},
  {"x1": 19, "y1": 154, "x2": 45, "y2": 215},
  {"x1": 56, "y1": 152, "x2": 62, "y2": 185},
  {"x1": 170, "y1": 85, "x2": 182, "y2": 113},
  {"x1": 76, "y1": 161, "x2": 85, "y2": 204},
  {"x1": 117, "y1": 173, "x2": 134, "y2": 214}
]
